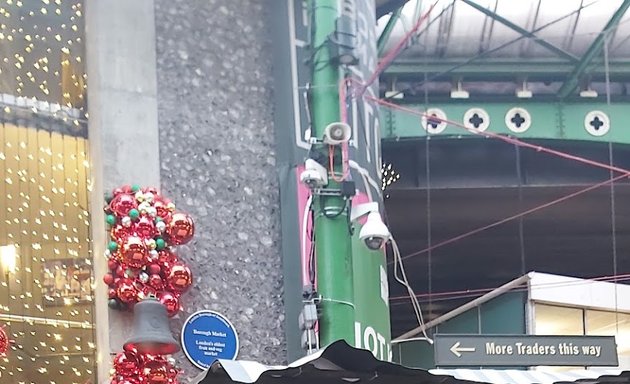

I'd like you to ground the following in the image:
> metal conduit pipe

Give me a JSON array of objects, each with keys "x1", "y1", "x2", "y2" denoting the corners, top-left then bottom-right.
[{"x1": 393, "y1": 272, "x2": 533, "y2": 342}]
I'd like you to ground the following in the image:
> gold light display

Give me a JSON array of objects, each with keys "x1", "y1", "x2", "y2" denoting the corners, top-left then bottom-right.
[
  {"x1": 0, "y1": 123, "x2": 95, "y2": 384},
  {"x1": 0, "y1": 0, "x2": 94, "y2": 382}
]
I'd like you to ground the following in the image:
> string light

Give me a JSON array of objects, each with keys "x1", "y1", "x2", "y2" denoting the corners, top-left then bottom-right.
[
  {"x1": 381, "y1": 162, "x2": 401, "y2": 191},
  {"x1": 0, "y1": 0, "x2": 92, "y2": 381}
]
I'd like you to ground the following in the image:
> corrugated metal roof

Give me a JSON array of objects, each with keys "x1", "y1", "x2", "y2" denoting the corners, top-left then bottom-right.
[{"x1": 379, "y1": 0, "x2": 630, "y2": 59}]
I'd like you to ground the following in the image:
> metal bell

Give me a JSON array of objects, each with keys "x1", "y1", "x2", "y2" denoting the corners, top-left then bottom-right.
[{"x1": 123, "y1": 297, "x2": 180, "y2": 355}]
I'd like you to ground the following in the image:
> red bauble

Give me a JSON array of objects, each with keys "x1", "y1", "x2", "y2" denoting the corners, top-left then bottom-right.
[
  {"x1": 143, "y1": 186, "x2": 159, "y2": 195},
  {"x1": 134, "y1": 216, "x2": 157, "y2": 238},
  {"x1": 112, "y1": 187, "x2": 125, "y2": 197},
  {"x1": 111, "y1": 224, "x2": 132, "y2": 242},
  {"x1": 166, "y1": 264, "x2": 192, "y2": 293},
  {"x1": 167, "y1": 366, "x2": 179, "y2": 381},
  {"x1": 158, "y1": 291, "x2": 180, "y2": 317},
  {"x1": 110, "y1": 193, "x2": 138, "y2": 217},
  {"x1": 112, "y1": 378, "x2": 141, "y2": 384},
  {"x1": 166, "y1": 213, "x2": 194, "y2": 245},
  {"x1": 148, "y1": 264, "x2": 161, "y2": 275},
  {"x1": 121, "y1": 236, "x2": 148, "y2": 269},
  {"x1": 149, "y1": 274, "x2": 164, "y2": 290},
  {"x1": 140, "y1": 284, "x2": 157, "y2": 299},
  {"x1": 142, "y1": 359, "x2": 169, "y2": 384},
  {"x1": 108, "y1": 288, "x2": 118, "y2": 299},
  {"x1": 113, "y1": 351, "x2": 140, "y2": 377},
  {"x1": 0, "y1": 327, "x2": 9, "y2": 356},
  {"x1": 108, "y1": 259, "x2": 119, "y2": 271},
  {"x1": 116, "y1": 265, "x2": 127, "y2": 277},
  {"x1": 117, "y1": 279, "x2": 138, "y2": 304},
  {"x1": 157, "y1": 250, "x2": 177, "y2": 265},
  {"x1": 153, "y1": 200, "x2": 171, "y2": 221},
  {"x1": 103, "y1": 273, "x2": 115, "y2": 286}
]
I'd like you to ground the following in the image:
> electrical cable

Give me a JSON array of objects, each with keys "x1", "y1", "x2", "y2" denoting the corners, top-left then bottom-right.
[
  {"x1": 329, "y1": 77, "x2": 351, "y2": 182},
  {"x1": 391, "y1": 237, "x2": 432, "y2": 343},
  {"x1": 515, "y1": 144, "x2": 527, "y2": 276},
  {"x1": 391, "y1": 171, "x2": 630, "y2": 264},
  {"x1": 301, "y1": 195, "x2": 313, "y2": 286},
  {"x1": 320, "y1": 196, "x2": 348, "y2": 219},
  {"x1": 361, "y1": 0, "x2": 439, "y2": 94},
  {"x1": 389, "y1": 274, "x2": 630, "y2": 305},
  {"x1": 367, "y1": 96, "x2": 630, "y2": 176},
  {"x1": 604, "y1": 32, "x2": 620, "y2": 335},
  {"x1": 382, "y1": 0, "x2": 602, "y2": 100}
]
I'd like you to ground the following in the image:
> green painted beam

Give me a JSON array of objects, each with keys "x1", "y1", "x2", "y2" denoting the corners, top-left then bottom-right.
[
  {"x1": 459, "y1": 0, "x2": 578, "y2": 62},
  {"x1": 311, "y1": 0, "x2": 355, "y2": 348},
  {"x1": 380, "y1": 102, "x2": 630, "y2": 144},
  {"x1": 377, "y1": 6, "x2": 403, "y2": 56},
  {"x1": 557, "y1": 0, "x2": 630, "y2": 99},
  {"x1": 383, "y1": 58, "x2": 630, "y2": 82}
]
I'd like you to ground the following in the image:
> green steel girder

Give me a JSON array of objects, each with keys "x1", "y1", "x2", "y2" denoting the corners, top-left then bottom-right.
[
  {"x1": 459, "y1": 0, "x2": 579, "y2": 62},
  {"x1": 382, "y1": 58, "x2": 630, "y2": 82},
  {"x1": 377, "y1": 6, "x2": 403, "y2": 56},
  {"x1": 376, "y1": 0, "x2": 409, "y2": 18},
  {"x1": 381, "y1": 102, "x2": 630, "y2": 144},
  {"x1": 557, "y1": 0, "x2": 630, "y2": 99}
]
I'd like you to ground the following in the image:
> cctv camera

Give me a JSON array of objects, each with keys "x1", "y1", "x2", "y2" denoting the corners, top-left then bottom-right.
[
  {"x1": 300, "y1": 159, "x2": 328, "y2": 189},
  {"x1": 323, "y1": 122, "x2": 351, "y2": 145},
  {"x1": 359, "y1": 212, "x2": 390, "y2": 250}
]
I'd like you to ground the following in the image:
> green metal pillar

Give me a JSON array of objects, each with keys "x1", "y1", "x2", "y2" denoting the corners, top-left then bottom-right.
[{"x1": 311, "y1": 0, "x2": 355, "y2": 347}]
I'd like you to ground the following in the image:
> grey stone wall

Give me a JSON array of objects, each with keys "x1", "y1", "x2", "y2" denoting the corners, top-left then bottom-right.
[{"x1": 154, "y1": 0, "x2": 286, "y2": 380}]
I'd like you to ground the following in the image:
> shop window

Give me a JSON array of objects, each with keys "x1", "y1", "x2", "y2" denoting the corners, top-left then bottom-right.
[
  {"x1": 0, "y1": 123, "x2": 95, "y2": 383},
  {"x1": 586, "y1": 310, "x2": 630, "y2": 369},
  {"x1": 534, "y1": 304, "x2": 584, "y2": 336},
  {"x1": 533, "y1": 304, "x2": 584, "y2": 372}
]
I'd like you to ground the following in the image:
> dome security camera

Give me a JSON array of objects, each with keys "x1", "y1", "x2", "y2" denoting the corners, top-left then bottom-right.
[
  {"x1": 300, "y1": 159, "x2": 328, "y2": 189},
  {"x1": 359, "y1": 211, "x2": 390, "y2": 250}
]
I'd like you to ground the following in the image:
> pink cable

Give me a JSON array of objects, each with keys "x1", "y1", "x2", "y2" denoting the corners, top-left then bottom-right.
[
  {"x1": 362, "y1": 96, "x2": 630, "y2": 263},
  {"x1": 389, "y1": 273, "x2": 630, "y2": 302},
  {"x1": 361, "y1": 1, "x2": 438, "y2": 93},
  {"x1": 367, "y1": 96, "x2": 630, "y2": 175},
  {"x1": 393, "y1": 172, "x2": 630, "y2": 263},
  {"x1": 329, "y1": 78, "x2": 352, "y2": 182}
]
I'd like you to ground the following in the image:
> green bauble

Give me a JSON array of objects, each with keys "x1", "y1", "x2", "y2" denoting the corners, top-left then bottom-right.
[
  {"x1": 155, "y1": 238, "x2": 166, "y2": 250},
  {"x1": 104, "y1": 192, "x2": 114, "y2": 204},
  {"x1": 128, "y1": 209, "x2": 140, "y2": 220},
  {"x1": 108, "y1": 241, "x2": 118, "y2": 252},
  {"x1": 131, "y1": 184, "x2": 141, "y2": 192},
  {"x1": 106, "y1": 214, "x2": 116, "y2": 226}
]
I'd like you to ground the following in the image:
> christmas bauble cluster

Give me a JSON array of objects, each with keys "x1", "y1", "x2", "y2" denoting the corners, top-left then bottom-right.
[
  {"x1": 111, "y1": 349, "x2": 180, "y2": 384},
  {"x1": 103, "y1": 185, "x2": 194, "y2": 316},
  {"x1": 0, "y1": 326, "x2": 9, "y2": 356}
]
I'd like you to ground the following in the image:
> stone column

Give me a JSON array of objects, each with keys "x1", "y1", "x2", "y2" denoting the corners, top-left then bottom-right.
[
  {"x1": 154, "y1": 0, "x2": 286, "y2": 380},
  {"x1": 85, "y1": 1, "x2": 160, "y2": 381}
]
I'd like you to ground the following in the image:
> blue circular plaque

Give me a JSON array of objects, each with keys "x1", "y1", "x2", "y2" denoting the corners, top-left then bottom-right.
[{"x1": 181, "y1": 310, "x2": 239, "y2": 370}]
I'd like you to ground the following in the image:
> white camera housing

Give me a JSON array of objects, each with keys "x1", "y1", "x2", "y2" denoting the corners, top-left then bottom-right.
[
  {"x1": 323, "y1": 122, "x2": 351, "y2": 145},
  {"x1": 350, "y1": 202, "x2": 391, "y2": 250},
  {"x1": 300, "y1": 159, "x2": 328, "y2": 189},
  {"x1": 359, "y1": 212, "x2": 391, "y2": 250}
]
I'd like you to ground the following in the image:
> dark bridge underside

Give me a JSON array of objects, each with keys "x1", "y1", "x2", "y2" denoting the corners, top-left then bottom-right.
[{"x1": 383, "y1": 138, "x2": 630, "y2": 338}]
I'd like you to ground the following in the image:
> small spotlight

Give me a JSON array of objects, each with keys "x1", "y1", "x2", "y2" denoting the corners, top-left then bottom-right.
[
  {"x1": 450, "y1": 82, "x2": 469, "y2": 99},
  {"x1": 579, "y1": 89, "x2": 598, "y2": 98},
  {"x1": 516, "y1": 81, "x2": 533, "y2": 98}
]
